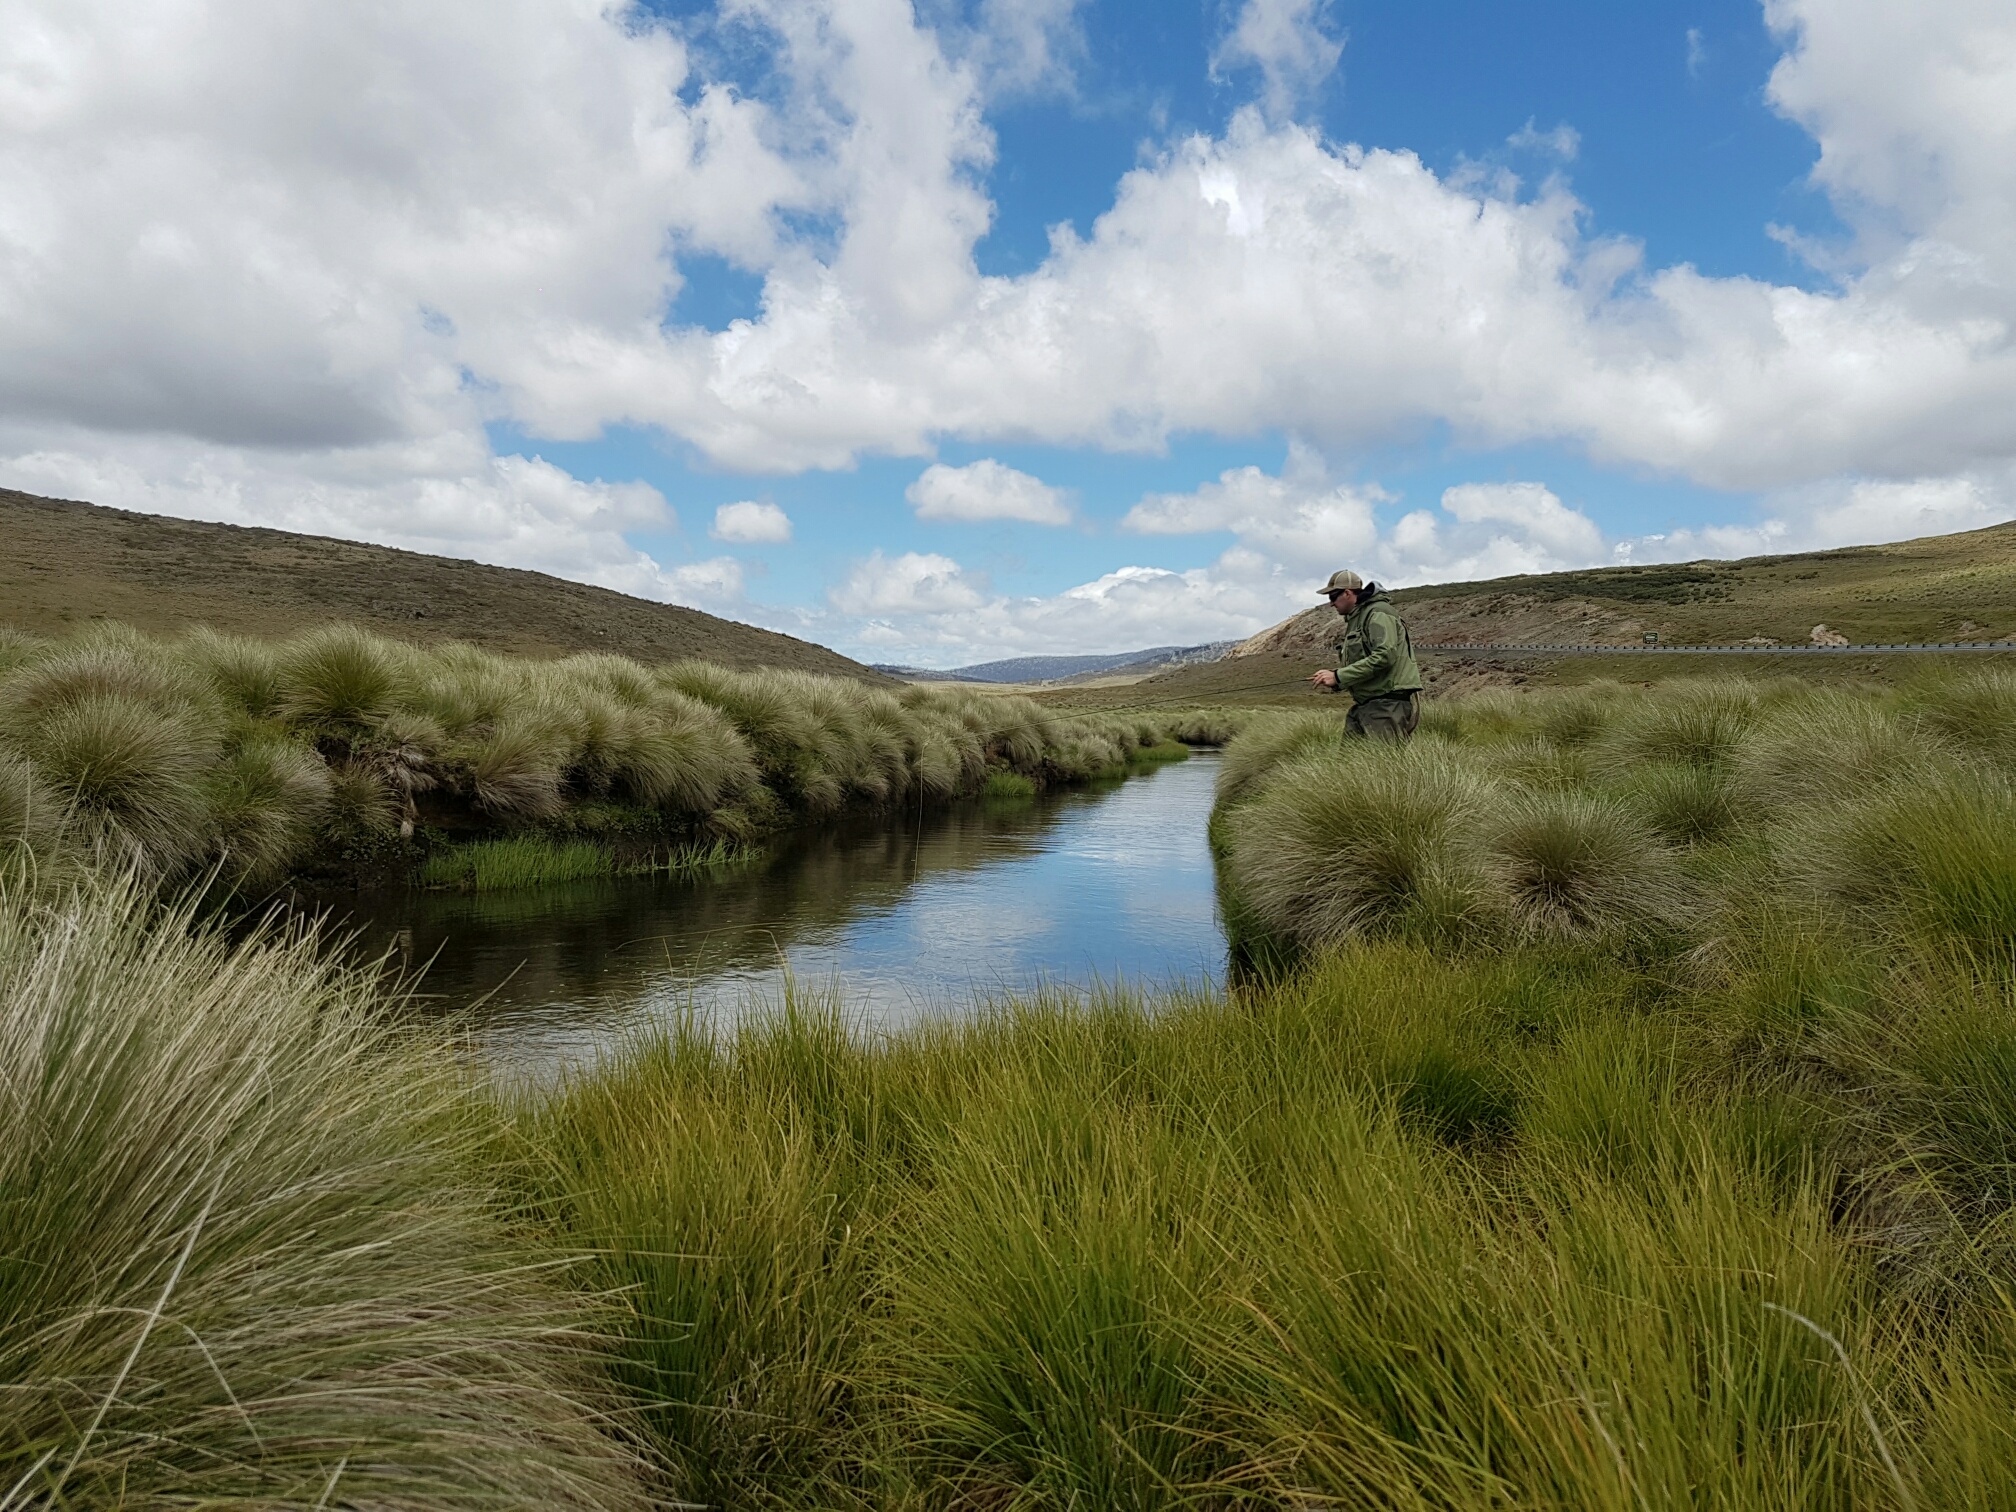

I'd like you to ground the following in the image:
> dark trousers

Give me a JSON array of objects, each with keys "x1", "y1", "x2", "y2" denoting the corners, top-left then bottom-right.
[{"x1": 1345, "y1": 692, "x2": 1421, "y2": 741}]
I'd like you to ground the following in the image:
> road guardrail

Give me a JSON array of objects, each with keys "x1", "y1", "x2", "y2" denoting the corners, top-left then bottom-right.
[{"x1": 1422, "y1": 641, "x2": 2016, "y2": 655}]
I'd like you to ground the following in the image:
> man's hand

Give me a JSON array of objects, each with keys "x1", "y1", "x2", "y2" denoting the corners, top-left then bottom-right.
[{"x1": 1308, "y1": 669, "x2": 1338, "y2": 690}]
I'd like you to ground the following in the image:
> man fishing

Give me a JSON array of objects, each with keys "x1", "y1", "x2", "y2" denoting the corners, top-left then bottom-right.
[{"x1": 1306, "y1": 569, "x2": 1423, "y2": 740}]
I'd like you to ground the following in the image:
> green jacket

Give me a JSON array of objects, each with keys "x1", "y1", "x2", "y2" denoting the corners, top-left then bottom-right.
[{"x1": 1332, "y1": 589, "x2": 1422, "y2": 702}]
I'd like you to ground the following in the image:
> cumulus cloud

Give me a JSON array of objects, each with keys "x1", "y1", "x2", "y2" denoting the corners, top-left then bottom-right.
[
  {"x1": 906, "y1": 458, "x2": 1071, "y2": 524},
  {"x1": 824, "y1": 549, "x2": 1304, "y2": 665},
  {"x1": 1209, "y1": 0, "x2": 1345, "y2": 122},
  {"x1": 961, "y1": 0, "x2": 1086, "y2": 96},
  {"x1": 846, "y1": 458, "x2": 1618, "y2": 664},
  {"x1": 831, "y1": 550, "x2": 986, "y2": 615},
  {"x1": 1386, "y1": 483, "x2": 1607, "y2": 582},
  {"x1": 1624, "y1": 468, "x2": 2016, "y2": 563},
  {"x1": 1130, "y1": 453, "x2": 1608, "y2": 589},
  {"x1": 1125, "y1": 443, "x2": 1382, "y2": 561},
  {"x1": 712, "y1": 499, "x2": 794, "y2": 543}
]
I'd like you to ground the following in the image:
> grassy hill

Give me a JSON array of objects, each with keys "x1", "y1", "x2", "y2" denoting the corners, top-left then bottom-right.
[
  {"x1": 0, "y1": 488, "x2": 883, "y2": 678},
  {"x1": 1043, "y1": 519, "x2": 2016, "y2": 710}
]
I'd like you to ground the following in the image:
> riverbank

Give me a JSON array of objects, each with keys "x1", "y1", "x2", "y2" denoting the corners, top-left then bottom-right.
[{"x1": 0, "y1": 622, "x2": 1230, "y2": 893}]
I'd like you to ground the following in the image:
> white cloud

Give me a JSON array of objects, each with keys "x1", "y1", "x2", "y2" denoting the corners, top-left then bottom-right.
[
  {"x1": 1686, "y1": 27, "x2": 1708, "y2": 77},
  {"x1": 663, "y1": 556, "x2": 748, "y2": 603},
  {"x1": 1386, "y1": 483, "x2": 1607, "y2": 583},
  {"x1": 824, "y1": 549, "x2": 1302, "y2": 666},
  {"x1": 1129, "y1": 454, "x2": 1607, "y2": 589},
  {"x1": 831, "y1": 550, "x2": 986, "y2": 614},
  {"x1": 1508, "y1": 119, "x2": 1580, "y2": 160},
  {"x1": 1124, "y1": 442, "x2": 1381, "y2": 562},
  {"x1": 712, "y1": 499, "x2": 794, "y2": 543},
  {"x1": 1209, "y1": 0, "x2": 1344, "y2": 122},
  {"x1": 1623, "y1": 468, "x2": 2016, "y2": 563},
  {"x1": 844, "y1": 460, "x2": 1619, "y2": 665},
  {"x1": 962, "y1": 0, "x2": 1086, "y2": 97},
  {"x1": 906, "y1": 458, "x2": 1071, "y2": 524}
]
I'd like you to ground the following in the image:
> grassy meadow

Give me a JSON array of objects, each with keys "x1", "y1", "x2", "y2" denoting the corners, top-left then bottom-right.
[
  {"x1": 0, "y1": 621, "x2": 1223, "y2": 893},
  {"x1": 9, "y1": 670, "x2": 2016, "y2": 1507}
]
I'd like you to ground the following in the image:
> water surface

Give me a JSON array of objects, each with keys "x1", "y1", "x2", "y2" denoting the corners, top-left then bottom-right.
[{"x1": 328, "y1": 752, "x2": 1225, "y2": 1068}]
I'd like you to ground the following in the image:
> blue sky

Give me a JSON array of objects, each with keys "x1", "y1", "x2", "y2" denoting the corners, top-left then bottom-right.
[{"x1": 3, "y1": 0, "x2": 2012, "y2": 664}]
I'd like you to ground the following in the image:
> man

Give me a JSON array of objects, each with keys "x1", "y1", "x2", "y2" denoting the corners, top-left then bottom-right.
[{"x1": 1306, "y1": 569, "x2": 1423, "y2": 740}]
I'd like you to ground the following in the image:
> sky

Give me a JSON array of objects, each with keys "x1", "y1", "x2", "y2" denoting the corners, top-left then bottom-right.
[{"x1": 2, "y1": 0, "x2": 2013, "y2": 667}]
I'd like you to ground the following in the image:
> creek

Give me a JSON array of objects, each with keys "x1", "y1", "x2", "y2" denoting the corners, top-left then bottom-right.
[{"x1": 323, "y1": 751, "x2": 1226, "y2": 1070}]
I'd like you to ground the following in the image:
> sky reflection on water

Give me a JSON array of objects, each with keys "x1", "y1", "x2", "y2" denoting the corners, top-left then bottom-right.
[{"x1": 328, "y1": 752, "x2": 1226, "y2": 1068}]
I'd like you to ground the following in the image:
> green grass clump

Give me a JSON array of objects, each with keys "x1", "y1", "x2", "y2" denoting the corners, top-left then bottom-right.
[
  {"x1": 980, "y1": 769, "x2": 1038, "y2": 801},
  {"x1": 1126, "y1": 738, "x2": 1191, "y2": 767},
  {"x1": 0, "y1": 870, "x2": 648, "y2": 1508},
  {"x1": 423, "y1": 835, "x2": 617, "y2": 891}
]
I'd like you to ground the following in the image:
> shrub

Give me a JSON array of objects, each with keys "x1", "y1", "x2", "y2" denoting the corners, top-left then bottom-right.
[
  {"x1": 454, "y1": 721, "x2": 568, "y2": 822},
  {"x1": 0, "y1": 749, "x2": 61, "y2": 858},
  {"x1": 1913, "y1": 668, "x2": 2016, "y2": 776},
  {"x1": 1592, "y1": 683, "x2": 1759, "y2": 774},
  {"x1": 1735, "y1": 693, "x2": 1945, "y2": 813},
  {"x1": 4, "y1": 694, "x2": 217, "y2": 873},
  {"x1": 1490, "y1": 735, "x2": 1594, "y2": 791},
  {"x1": 0, "y1": 634, "x2": 200, "y2": 724},
  {"x1": 178, "y1": 627, "x2": 283, "y2": 720}
]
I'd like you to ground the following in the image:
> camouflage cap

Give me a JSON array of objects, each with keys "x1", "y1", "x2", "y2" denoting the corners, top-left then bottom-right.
[{"x1": 1317, "y1": 569, "x2": 1364, "y2": 598}]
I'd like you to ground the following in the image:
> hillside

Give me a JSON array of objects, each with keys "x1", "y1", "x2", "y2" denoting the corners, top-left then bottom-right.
[
  {"x1": 0, "y1": 488, "x2": 884, "y2": 678},
  {"x1": 1233, "y1": 519, "x2": 2016, "y2": 662}
]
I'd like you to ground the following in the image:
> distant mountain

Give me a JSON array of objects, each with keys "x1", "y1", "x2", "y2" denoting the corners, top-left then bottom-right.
[{"x1": 873, "y1": 642, "x2": 1235, "y2": 684}]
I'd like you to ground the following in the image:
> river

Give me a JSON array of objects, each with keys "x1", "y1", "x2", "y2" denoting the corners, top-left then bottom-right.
[{"x1": 325, "y1": 751, "x2": 1226, "y2": 1069}]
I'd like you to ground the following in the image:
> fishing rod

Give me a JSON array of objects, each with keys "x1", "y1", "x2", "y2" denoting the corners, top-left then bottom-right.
[{"x1": 1033, "y1": 673, "x2": 1337, "y2": 713}]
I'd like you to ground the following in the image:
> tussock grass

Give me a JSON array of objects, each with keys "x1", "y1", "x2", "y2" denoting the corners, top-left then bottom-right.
[
  {"x1": 1218, "y1": 675, "x2": 2016, "y2": 964},
  {"x1": 0, "y1": 623, "x2": 1204, "y2": 889},
  {"x1": 1226, "y1": 745, "x2": 1495, "y2": 949},
  {"x1": 0, "y1": 870, "x2": 649, "y2": 1508},
  {"x1": 1486, "y1": 787, "x2": 1696, "y2": 943}
]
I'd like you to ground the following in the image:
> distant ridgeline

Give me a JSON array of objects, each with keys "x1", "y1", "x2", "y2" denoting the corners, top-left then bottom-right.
[{"x1": 877, "y1": 642, "x2": 1236, "y2": 685}]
